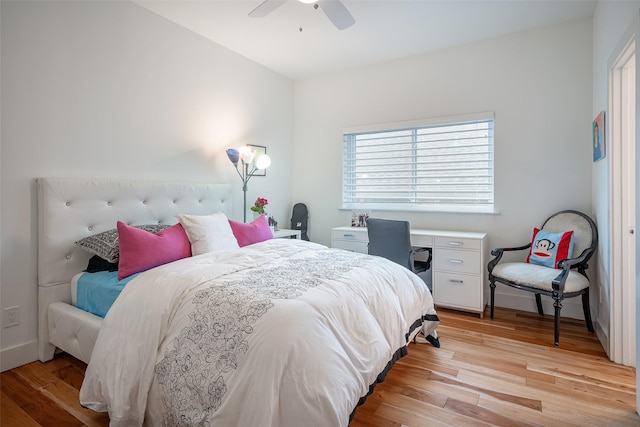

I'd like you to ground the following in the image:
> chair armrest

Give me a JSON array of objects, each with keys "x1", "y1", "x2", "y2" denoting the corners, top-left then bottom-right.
[
  {"x1": 411, "y1": 247, "x2": 432, "y2": 270},
  {"x1": 553, "y1": 246, "x2": 594, "y2": 291},
  {"x1": 556, "y1": 247, "x2": 591, "y2": 270},
  {"x1": 553, "y1": 245, "x2": 596, "y2": 292},
  {"x1": 487, "y1": 243, "x2": 531, "y2": 274},
  {"x1": 552, "y1": 268, "x2": 569, "y2": 292},
  {"x1": 490, "y1": 243, "x2": 531, "y2": 257}
]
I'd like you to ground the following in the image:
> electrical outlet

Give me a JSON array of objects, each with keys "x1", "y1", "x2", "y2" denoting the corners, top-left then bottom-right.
[{"x1": 4, "y1": 306, "x2": 20, "y2": 328}]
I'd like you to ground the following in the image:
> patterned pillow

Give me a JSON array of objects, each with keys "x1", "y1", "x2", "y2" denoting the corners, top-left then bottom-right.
[
  {"x1": 75, "y1": 224, "x2": 170, "y2": 263},
  {"x1": 526, "y1": 228, "x2": 575, "y2": 269}
]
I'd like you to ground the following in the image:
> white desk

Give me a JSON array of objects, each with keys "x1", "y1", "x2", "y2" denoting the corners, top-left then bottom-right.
[
  {"x1": 331, "y1": 226, "x2": 488, "y2": 317},
  {"x1": 273, "y1": 228, "x2": 301, "y2": 239}
]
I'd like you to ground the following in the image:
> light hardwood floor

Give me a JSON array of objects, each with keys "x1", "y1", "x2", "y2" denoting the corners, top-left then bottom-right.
[{"x1": 1, "y1": 307, "x2": 637, "y2": 426}]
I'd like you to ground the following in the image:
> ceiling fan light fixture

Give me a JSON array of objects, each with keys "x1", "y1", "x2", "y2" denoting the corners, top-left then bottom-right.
[{"x1": 250, "y1": 0, "x2": 355, "y2": 30}]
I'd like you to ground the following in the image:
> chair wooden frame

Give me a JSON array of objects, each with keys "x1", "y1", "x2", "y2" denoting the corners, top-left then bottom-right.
[{"x1": 487, "y1": 210, "x2": 598, "y2": 346}]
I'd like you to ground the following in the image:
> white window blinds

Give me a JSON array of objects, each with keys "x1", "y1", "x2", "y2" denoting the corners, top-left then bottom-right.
[{"x1": 342, "y1": 112, "x2": 494, "y2": 213}]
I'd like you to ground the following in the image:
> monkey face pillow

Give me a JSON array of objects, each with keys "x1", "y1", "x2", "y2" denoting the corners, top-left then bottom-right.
[{"x1": 526, "y1": 228, "x2": 575, "y2": 269}]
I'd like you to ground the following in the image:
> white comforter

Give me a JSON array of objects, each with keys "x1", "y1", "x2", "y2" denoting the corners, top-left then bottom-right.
[{"x1": 80, "y1": 239, "x2": 438, "y2": 427}]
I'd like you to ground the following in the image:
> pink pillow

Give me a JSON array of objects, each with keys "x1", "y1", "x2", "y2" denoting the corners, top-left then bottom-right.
[
  {"x1": 228, "y1": 214, "x2": 274, "y2": 247},
  {"x1": 117, "y1": 221, "x2": 192, "y2": 280}
]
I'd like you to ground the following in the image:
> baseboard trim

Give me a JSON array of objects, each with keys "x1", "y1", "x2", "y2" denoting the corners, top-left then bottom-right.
[
  {"x1": 595, "y1": 320, "x2": 610, "y2": 359},
  {"x1": 1, "y1": 340, "x2": 38, "y2": 372}
]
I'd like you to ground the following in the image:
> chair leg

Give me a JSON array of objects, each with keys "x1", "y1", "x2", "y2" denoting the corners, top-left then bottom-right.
[
  {"x1": 535, "y1": 293, "x2": 544, "y2": 315},
  {"x1": 582, "y1": 291, "x2": 595, "y2": 333},
  {"x1": 553, "y1": 296, "x2": 562, "y2": 346},
  {"x1": 489, "y1": 278, "x2": 496, "y2": 319}
]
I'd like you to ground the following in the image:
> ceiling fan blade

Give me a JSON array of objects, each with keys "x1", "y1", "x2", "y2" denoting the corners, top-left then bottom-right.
[
  {"x1": 249, "y1": 0, "x2": 286, "y2": 18},
  {"x1": 317, "y1": 0, "x2": 355, "y2": 30}
]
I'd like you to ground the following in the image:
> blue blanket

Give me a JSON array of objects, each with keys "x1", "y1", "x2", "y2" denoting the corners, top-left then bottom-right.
[{"x1": 76, "y1": 271, "x2": 139, "y2": 318}]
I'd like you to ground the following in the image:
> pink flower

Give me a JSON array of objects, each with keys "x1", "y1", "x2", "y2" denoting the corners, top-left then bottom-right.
[{"x1": 250, "y1": 197, "x2": 269, "y2": 214}]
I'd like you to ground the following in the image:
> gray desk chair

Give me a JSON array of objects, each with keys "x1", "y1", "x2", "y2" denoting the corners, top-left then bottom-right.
[
  {"x1": 487, "y1": 210, "x2": 598, "y2": 346},
  {"x1": 366, "y1": 218, "x2": 432, "y2": 288}
]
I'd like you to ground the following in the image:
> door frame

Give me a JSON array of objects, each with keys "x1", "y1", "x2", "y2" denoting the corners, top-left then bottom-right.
[
  {"x1": 606, "y1": 10, "x2": 639, "y2": 414},
  {"x1": 608, "y1": 19, "x2": 637, "y2": 367}
]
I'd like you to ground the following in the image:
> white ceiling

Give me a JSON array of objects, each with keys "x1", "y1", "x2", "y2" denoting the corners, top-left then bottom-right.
[{"x1": 135, "y1": 0, "x2": 597, "y2": 80}]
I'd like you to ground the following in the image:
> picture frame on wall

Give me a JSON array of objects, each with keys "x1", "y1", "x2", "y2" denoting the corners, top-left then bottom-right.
[
  {"x1": 593, "y1": 111, "x2": 605, "y2": 162},
  {"x1": 248, "y1": 144, "x2": 267, "y2": 176}
]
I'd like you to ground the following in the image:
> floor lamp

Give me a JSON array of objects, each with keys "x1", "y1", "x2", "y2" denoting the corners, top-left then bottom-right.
[{"x1": 226, "y1": 146, "x2": 271, "y2": 223}]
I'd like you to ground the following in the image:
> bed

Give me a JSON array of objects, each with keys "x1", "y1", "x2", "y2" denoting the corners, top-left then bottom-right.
[{"x1": 37, "y1": 177, "x2": 439, "y2": 426}]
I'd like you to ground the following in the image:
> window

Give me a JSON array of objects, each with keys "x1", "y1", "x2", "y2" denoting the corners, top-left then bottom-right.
[{"x1": 342, "y1": 112, "x2": 494, "y2": 213}]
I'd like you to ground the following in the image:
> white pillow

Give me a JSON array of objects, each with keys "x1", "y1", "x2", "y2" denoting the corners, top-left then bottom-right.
[{"x1": 176, "y1": 212, "x2": 239, "y2": 256}]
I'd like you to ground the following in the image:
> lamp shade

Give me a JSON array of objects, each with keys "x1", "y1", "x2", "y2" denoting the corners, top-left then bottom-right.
[
  {"x1": 226, "y1": 148, "x2": 240, "y2": 166},
  {"x1": 254, "y1": 153, "x2": 271, "y2": 170},
  {"x1": 239, "y1": 146, "x2": 256, "y2": 164}
]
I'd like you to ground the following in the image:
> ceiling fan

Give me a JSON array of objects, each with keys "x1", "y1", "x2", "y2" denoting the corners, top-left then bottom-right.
[{"x1": 249, "y1": 0, "x2": 356, "y2": 31}]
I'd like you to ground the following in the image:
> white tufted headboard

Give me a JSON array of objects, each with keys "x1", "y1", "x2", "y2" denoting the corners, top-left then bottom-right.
[{"x1": 37, "y1": 177, "x2": 232, "y2": 361}]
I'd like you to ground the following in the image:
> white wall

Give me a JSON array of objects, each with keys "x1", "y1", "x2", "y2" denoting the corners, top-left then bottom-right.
[
  {"x1": 591, "y1": 0, "x2": 640, "y2": 360},
  {"x1": 292, "y1": 19, "x2": 594, "y2": 318},
  {"x1": 0, "y1": 1, "x2": 294, "y2": 370}
]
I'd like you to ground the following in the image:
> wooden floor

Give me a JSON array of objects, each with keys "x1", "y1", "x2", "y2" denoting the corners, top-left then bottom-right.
[{"x1": 1, "y1": 307, "x2": 637, "y2": 426}]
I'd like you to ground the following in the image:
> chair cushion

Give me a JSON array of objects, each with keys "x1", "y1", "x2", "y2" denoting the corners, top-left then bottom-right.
[
  {"x1": 492, "y1": 262, "x2": 589, "y2": 293},
  {"x1": 526, "y1": 228, "x2": 574, "y2": 269}
]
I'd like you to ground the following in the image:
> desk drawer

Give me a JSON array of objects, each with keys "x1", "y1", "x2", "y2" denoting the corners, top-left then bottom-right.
[
  {"x1": 433, "y1": 271, "x2": 482, "y2": 310},
  {"x1": 433, "y1": 249, "x2": 480, "y2": 274},
  {"x1": 333, "y1": 240, "x2": 368, "y2": 254},
  {"x1": 332, "y1": 229, "x2": 368, "y2": 242},
  {"x1": 435, "y1": 236, "x2": 481, "y2": 250},
  {"x1": 411, "y1": 234, "x2": 434, "y2": 248}
]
